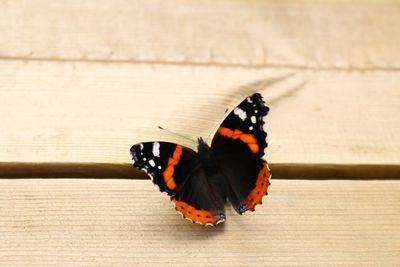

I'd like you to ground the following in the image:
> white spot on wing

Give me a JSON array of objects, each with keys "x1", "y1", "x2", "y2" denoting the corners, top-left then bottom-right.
[
  {"x1": 216, "y1": 219, "x2": 225, "y2": 225},
  {"x1": 251, "y1": 116, "x2": 256, "y2": 124},
  {"x1": 152, "y1": 142, "x2": 160, "y2": 157},
  {"x1": 139, "y1": 144, "x2": 144, "y2": 150},
  {"x1": 158, "y1": 165, "x2": 162, "y2": 169},
  {"x1": 148, "y1": 159, "x2": 155, "y2": 167},
  {"x1": 249, "y1": 126, "x2": 253, "y2": 130},
  {"x1": 254, "y1": 110, "x2": 258, "y2": 114},
  {"x1": 234, "y1": 107, "x2": 247, "y2": 121},
  {"x1": 247, "y1": 97, "x2": 253, "y2": 103}
]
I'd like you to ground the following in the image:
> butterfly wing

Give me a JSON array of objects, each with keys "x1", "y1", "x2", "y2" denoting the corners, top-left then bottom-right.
[
  {"x1": 212, "y1": 93, "x2": 268, "y2": 157},
  {"x1": 211, "y1": 93, "x2": 271, "y2": 214},
  {"x1": 130, "y1": 142, "x2": 225, "y2": 225},
  {"x1": 172, "y1": 166, "x2": 226, "y2": 226},
  {"x1": 217, "y1": 157, "x2": 270, "y2": 214},
  {"x1": 131, "y1": 142, "x2": 197, "y2": 195}
]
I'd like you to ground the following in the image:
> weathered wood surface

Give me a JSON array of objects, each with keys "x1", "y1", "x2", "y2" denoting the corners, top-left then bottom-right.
[
  {"x1": 1, "y1": 0, "x2": 400, "y2": 70},
  {"x1": 0, "y1": 179, "x2": 399, "y2": 266}
]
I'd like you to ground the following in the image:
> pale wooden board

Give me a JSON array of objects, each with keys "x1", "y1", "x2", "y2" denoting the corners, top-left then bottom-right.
[
  {"x1": 1, "y1": 0, "x2": 400, "y2": 70},
  {"x1": 0, "y1": 179, "x2": 399, "y2": 266},
  {"x1": 0, "y1": 60, "x2": 399, "y2": 166}
]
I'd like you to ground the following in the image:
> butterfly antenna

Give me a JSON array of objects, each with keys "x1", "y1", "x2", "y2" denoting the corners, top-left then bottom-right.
[
  {"x1": 205, "y1": 108, "x2": 229, "y2": 144},
  {"x1": 158, "y1": 126, "x2": 197, "y2": 144}
]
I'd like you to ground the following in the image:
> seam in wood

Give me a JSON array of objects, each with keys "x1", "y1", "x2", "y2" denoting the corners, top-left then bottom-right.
[
  {"x1": 1, "y1": 56, "x2": 400, "y2": 72},
  {"x1": 0, "y1": 163, "x2": 399, "y2": 180}
]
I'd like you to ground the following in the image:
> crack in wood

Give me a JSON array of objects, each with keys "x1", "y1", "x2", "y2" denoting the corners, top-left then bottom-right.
[
  {"x1": 1, "y1": 56, "x2": 400, "y2": 72},
  {"x1": 1, "y1": 162, "x2": 399, "y2": 180}
]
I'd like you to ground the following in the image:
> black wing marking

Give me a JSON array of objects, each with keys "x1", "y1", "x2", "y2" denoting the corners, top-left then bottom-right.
[{"x1": 130, "y1": 142, "x2": 197, "y2": 196}]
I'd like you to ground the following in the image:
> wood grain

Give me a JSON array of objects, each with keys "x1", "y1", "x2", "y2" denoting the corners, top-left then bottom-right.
[
  {"x1": 1, "y1": 0, "x2": 399, "y2": 70},
  {"x1": 0, "y1": 179, "x2": 399, "y2": 266},
  {"x1": 0, "y1": 61, "x2": 399, "y2": 168}
]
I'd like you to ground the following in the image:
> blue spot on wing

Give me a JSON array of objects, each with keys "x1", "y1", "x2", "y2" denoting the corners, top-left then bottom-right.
[
  {"x1": 238, "y1": 204, "x2": 248, "y2": 214},
  {"x1": 214, "y1": 213, "x2": 226, "y2": 220}
]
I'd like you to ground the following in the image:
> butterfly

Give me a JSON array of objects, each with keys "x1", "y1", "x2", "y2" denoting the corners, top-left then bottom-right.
[{"x1": 130, "y1": 93, "x2": 271, "y2": 226}]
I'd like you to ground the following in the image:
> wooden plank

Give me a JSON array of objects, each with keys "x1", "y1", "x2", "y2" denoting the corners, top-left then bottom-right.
[
  {"x1": 0, "y1": 61, "x2": 399, "y2": 168},
  {"x1": 0, "y1": 179, "x2": 399, "y2": 266},
  {"x1": 1, "y1": 0, "x2": 399, "y2": 69}
]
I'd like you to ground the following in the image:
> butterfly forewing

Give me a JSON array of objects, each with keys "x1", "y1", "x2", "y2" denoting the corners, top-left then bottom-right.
[
  {"x1": 130, "y1": 142, "x2": 197, "y2": 195},
  {"x1": 211, "y1": 93, "x2": 269, "y2": 158}
]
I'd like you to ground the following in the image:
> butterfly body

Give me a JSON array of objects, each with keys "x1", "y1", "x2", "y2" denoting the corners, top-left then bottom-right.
[
  {"x1": 196, "y1": 138, "x2": 218, "y2": 174},
  {"x1": 131, "y1": 93, "x2": 271, "y2": 226}
]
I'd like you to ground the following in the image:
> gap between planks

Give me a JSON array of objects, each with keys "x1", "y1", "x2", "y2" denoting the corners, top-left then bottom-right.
[{"x1": 1, "y1": 163, "x2": 399, "y2": 180}]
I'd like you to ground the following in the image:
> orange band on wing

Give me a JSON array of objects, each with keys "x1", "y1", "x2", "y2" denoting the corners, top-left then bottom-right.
[
  {"x1": 218, "y1": 127, "x2": 259, "y2": 154},
  {"x1": 172, "y1": 198, "x2": 225, "y2": 226},
  {"x1": 243, "y1": 162, "x2": 271, "y2": 211},
  {"x1": 162, "y1": 145, "x2": 183, "y2": 190}
]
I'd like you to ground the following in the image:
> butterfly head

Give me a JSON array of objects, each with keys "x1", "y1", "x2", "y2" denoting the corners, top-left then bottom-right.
[{"x1": 197, "y1": 137, "x2": 211, "y2": 157}]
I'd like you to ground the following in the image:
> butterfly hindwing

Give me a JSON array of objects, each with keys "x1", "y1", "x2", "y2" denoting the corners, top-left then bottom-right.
[
  {"x1": 130, "y1": 142, "x2": 197, "y2": 196},
  {"x1": 218, "y1": 157, "x2": 271, "y2": 214},
  {"x1": 211, "y1": 93, "x2": 271, "y2": 214},
  {"x1": 172, "y1": 167, "x2": 226, "y2": 225}
]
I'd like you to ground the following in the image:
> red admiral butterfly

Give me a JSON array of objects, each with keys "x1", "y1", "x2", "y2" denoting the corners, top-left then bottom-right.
[{"x1": 130, "y1": 93, "x2": 271, "y2": 226}]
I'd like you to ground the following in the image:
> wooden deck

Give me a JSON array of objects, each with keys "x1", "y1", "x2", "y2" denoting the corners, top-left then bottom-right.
[{"x1": 1, "y1": 1, "x2": 399, "y2": 266}]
